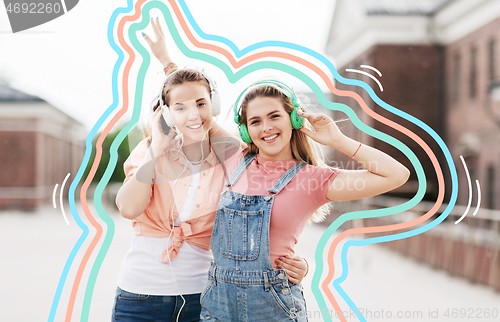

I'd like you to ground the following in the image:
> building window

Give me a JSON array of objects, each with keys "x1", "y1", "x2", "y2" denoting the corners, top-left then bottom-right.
[
  {"x1": 470, "y1": 46, "x2": 477, "y2": 99},
  {"x1": 453, "y1": 53, "x2": 461, "y2": 102},
  {"x1": 489, "y1": 39, "x2": 496, "y2": 82}
]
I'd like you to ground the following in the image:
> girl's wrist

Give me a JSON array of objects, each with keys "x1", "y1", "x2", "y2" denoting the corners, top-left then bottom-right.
[
  {"x1": 160, "y1": 57, "x2": 174, "y2": 68},
  {"x1": 150, "y1": 142, "x2": 164, "y2": 158},
  {"x1": 329, "y1": 136, "x2": 361, "y2": 157},
  {"x1": 163, "y1": 62, "x2": 178, "y2": 76},
  {"x1": 328, "y1": 134, "x2": 350, "y2": 151}
]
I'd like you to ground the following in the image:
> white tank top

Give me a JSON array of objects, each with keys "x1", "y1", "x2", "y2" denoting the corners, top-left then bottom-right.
[{"x1": 117, "y1": 162, "x2": 213, "y2": 295}]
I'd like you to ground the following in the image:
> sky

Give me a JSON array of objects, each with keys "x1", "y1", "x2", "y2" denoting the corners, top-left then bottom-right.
[{"x1": 0, "y1": 0, "x2": 337, "y2": 132}]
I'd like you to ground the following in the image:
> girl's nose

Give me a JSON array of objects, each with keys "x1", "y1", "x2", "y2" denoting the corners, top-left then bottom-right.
[
  {"x1": 262, "y1": 120, "x2": 273, "y2": 132},
  {"x1": 187, "y1": 106, "x2": 200, "y2": 120}
]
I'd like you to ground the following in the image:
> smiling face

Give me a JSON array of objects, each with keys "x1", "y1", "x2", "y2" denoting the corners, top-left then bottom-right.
[
  {"x1": 168, "y1": 81, "x2": 213, "y2": 145},
  {"x1": 245, "y1": 96, "x2": 294, "y2": 160}
]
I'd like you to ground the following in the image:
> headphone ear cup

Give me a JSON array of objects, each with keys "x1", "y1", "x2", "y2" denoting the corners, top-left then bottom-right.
[
  {"x1": 162, "y1": 108, "x2": 175, "y2": 128},
  {"x1": 290, "y1": 107, "x2": 305, "y2": 129},
  {"x1": 211, "y1": 91, "x2": 221, "y2": 116},
  {"x1": 238, "y1": 124, "x2": 253, "y2": 144}
]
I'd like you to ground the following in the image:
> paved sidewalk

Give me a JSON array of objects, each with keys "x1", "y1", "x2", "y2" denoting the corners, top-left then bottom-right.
[
  {"x1": 1, "y1": 203, "x2": 499, "y2": 321},
  {"x1": 297, "y1": 224, "x2": 500, "y2": 322}
]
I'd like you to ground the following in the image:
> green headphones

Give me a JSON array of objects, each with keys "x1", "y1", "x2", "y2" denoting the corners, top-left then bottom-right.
[{"x1": 233, "y1": 80, "x2": 305, "y2": 144}]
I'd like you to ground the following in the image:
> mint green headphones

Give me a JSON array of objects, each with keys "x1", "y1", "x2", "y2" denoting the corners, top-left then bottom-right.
[{"x1": 233, "y1": 80, "x2": 305, "y2": 144}]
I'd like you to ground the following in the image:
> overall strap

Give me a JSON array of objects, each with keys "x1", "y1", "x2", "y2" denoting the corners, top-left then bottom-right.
[
  {"x1": 267, "y1": 162, "x2": 307, "y2": 195},
  {"x1": 224, "y1": 153, "x2": 257, "y2": 187}
]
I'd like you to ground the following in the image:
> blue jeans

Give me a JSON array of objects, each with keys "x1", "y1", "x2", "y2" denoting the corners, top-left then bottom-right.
[{"x1": 112, "y1": 287, "x2": 201, "y2": 322}]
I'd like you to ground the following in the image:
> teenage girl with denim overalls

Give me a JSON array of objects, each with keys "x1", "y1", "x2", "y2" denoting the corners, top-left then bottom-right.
[{"x1": 199, "y1": 82, "x2": 410, "y2": 321}]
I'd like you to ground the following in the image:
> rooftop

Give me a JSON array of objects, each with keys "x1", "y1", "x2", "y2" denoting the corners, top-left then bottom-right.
[{"x1": 0, "y1": 82, "x2": 44, "y2": 102}]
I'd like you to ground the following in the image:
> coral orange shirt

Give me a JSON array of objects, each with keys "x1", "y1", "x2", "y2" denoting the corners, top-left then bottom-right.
[{"x1": 119, "y1": 136, "x2": 241, "y2": 261}]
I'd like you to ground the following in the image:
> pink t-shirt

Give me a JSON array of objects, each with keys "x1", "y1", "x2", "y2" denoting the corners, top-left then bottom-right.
[{"x1": 225, "y1": 152, "x2": 339, "y2": 267}]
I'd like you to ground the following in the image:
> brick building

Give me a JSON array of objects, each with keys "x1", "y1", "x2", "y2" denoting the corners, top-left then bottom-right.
[
  {"x1": 0, "y1": 82, "x2": 86, "y2": 210},
  {"x1": 325, "y1": 0, "x2": 500, "y2": 288},
  {"x1": 326, "y1": 0, "x2": 500, "y2": 208}
]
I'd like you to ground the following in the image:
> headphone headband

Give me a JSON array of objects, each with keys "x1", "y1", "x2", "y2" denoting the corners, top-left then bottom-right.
[
  {"x1": 159, "y1": 68, "x2": 217, "y2": 106},
  {"x1": 233, "y1": 79, "x2": 300, "y2": 124}
]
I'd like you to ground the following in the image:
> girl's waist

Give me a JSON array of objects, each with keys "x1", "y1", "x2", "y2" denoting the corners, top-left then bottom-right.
[{"x1": 208, "y1": 262, "x2": 288, "y2": 285}]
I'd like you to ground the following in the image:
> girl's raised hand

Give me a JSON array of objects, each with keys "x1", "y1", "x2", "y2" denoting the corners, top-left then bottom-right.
[
  {"x1": 298, "y1": 111, "x2": 345, "y2": 148},
  {"x1": 142, "y1": 17, "x2": 172, "y2": 67},
  {"x1": 150, "y1": 107, "x2": 176, "y2": 156}
]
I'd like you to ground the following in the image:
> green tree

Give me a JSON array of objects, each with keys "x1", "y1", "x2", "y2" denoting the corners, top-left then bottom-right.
[{"x1": 83, "y1": 128, "x2": 133, "y2": 184}]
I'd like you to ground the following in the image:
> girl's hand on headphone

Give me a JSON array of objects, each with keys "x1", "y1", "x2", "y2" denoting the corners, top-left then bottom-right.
[
  {"x1": 142, "y1": 17, "x2": 173, "y2": 67},
  {"x1": 151, "y1": 107, "x2": 176, "y2": 157},
  {"x1": 297, "y1": 111, "x2": 346, "y2": 148}
]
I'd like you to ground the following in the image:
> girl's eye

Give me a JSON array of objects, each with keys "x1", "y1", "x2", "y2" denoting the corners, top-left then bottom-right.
[
  {"x1": 271, "y1": 114, "x2": 280, "y2": 119},
  {"x1": 176, "y1": 107, "x2": 185, "y2": 111},
  {"x1": 250, "y1": 120, "x2": 260, "y2": 125},
  {"x1": 198, "y1": 102, "x2": 206, "y2": 107}
]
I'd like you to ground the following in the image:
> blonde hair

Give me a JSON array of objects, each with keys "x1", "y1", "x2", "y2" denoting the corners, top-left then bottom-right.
[{"x1": 239, "y1": 85, "x2": 332, "y2": 222}]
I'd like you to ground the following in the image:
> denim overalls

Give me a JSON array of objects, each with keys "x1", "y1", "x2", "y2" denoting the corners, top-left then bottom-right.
[{"x1": 200, "y1": 154, "x2": 308, "y2": 322}]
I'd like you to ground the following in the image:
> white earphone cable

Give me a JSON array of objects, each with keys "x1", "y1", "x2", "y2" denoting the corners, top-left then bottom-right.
[{"x1": 166, "y1": 112, "x2": 218, "y2": 322}]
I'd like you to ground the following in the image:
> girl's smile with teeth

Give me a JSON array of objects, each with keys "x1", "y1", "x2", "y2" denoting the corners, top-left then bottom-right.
[
  {"x1": 187, "y1": 123, "x2": 203, "y2": 129},
  {"x1": 262, "y1": 134, "x2": 279, "y2": 141}
]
